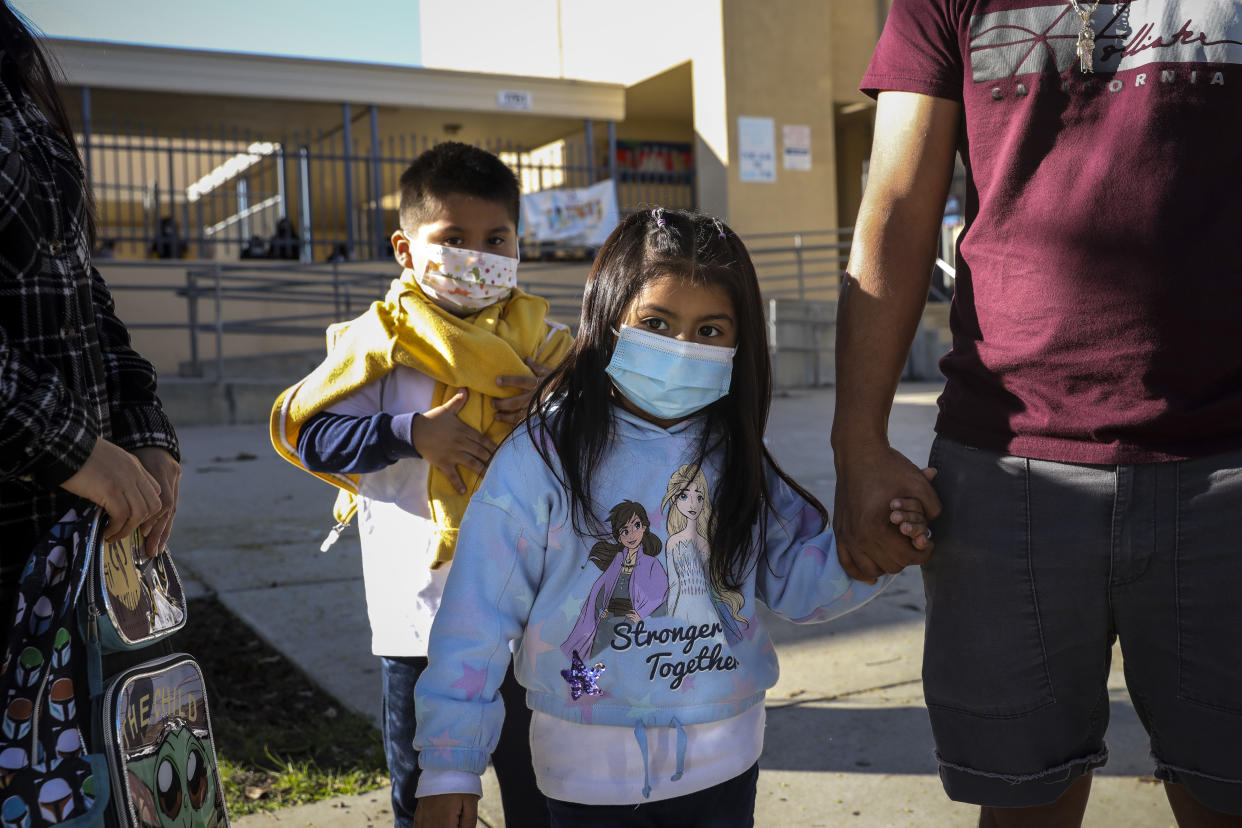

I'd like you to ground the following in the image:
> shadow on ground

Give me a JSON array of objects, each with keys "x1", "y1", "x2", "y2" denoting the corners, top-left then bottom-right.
[{"x1": 761, "y1": 697, "x2": 1155, "y2": 778}]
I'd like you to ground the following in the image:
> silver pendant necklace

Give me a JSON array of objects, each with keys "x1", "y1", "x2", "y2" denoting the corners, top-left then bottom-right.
[{"x1": 1068, "y1": 0, "x2": 1101, "y2": 72}]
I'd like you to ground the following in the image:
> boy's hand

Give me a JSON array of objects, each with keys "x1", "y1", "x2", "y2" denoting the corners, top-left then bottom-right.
[
  {"x1": 412, "y1": 389, "x2": 498, "y2": 494},
  {"x1": 415, "y1": 794, "x2": 479, "y2": 827},
  {"x1": 492, "y1": 357, "x2": 551, "y2": 424}
]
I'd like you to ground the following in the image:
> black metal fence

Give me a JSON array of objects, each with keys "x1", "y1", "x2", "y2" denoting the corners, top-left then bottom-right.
[{"x1": 83, "y1": 124, "x2": 694, "y2": 264}]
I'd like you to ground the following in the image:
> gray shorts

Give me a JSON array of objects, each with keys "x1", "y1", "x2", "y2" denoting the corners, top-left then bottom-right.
[{"x1": 921, "y1": 436, "x2": 1242, "y2": 813}]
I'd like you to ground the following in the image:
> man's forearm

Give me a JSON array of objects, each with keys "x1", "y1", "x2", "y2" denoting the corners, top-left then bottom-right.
[
  {"x1": 832, "y1": 91, "x2": 961, "y2": 456},
  {"x1": 831, "y1": 213, "x2": 939, "y2": 453}
]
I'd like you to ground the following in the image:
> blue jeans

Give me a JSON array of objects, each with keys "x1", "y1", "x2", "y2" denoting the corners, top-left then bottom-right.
[
  {"x1": 546, "y1": 762, "x2": 758, "y2": 828},
  {"x1": 382, "y1": 656, "x2": 549, "y2": 828},
  {"x1": 922, "y1": 437, "x2": 1242, "y2": 813}
]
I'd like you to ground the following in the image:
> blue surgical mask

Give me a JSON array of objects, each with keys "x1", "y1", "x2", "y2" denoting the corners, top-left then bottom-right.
[{"x1": 605, "y1": 324, "x2": 737, "y2": 420}]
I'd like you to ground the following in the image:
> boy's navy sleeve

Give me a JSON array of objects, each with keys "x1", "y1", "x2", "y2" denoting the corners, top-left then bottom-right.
[{"x1": 296, "y1": 410, "x2": 420, "y2": 474}]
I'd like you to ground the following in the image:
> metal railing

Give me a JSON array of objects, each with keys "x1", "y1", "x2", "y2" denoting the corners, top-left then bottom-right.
[
  {"x1": 747, "y1": 228, "x2": 853, "y2": 300},
  {"x1": 103, "y1": 223, "x2": 964, "y2": 383},
  {"x1": 104, "y1": 229, "x2": 850, "y2": 380},
  {"x1": 107, "y1": 261, "x2": 589, "y2": 380}
]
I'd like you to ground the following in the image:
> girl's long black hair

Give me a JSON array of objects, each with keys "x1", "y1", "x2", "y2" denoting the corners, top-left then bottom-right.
[
  {"x1": 0, "y1": 2, "x2": 96, "y2": 245},
  {"x1": 529, "y1": 208, "x2": 829, "y2": 593}
]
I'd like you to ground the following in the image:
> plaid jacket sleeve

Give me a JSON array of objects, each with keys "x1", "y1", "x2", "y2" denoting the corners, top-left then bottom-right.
[
  {"x1": 90, "y1": 265, "x2": 180, "y2": 460},
  {"x1": 0, "y1": 115, "x2": 99, "y2": 486},
  {"x1": 0, "y1": 309, "x2": 99, "y2": 487}
]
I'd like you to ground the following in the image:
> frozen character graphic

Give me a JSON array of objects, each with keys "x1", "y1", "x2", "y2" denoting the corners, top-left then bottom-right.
[
  {"x1": 661, "y1": 465, "x2": 747, "y2": 644},
  {"x1": 562, "y1": 501, "x2": 668, "y2": 660}
]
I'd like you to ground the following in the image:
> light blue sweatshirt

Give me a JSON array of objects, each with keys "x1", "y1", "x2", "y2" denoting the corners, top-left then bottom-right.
[{"x1": 413, "y1": 406, "x2": 890, "y2": 797}]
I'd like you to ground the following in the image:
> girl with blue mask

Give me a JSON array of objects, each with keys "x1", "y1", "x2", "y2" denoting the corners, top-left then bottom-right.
[{"x1": 413, "y1": 209, "x2": 936, "y2": 828}]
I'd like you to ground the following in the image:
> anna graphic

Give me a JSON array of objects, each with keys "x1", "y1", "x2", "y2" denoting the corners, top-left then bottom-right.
[
  {"x1": 662, "y1": 465, "x2": 747, "y2": 643},
  {"x1": 562, "y1": 501, "x2": 668, "y2": 660}
]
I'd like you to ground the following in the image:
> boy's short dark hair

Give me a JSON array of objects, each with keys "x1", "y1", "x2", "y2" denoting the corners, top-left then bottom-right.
[{"x1": 397, "y1": 142, "x2": 521, "y2": 231}]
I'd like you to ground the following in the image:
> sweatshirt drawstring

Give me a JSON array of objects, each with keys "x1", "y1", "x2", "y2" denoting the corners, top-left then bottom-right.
[
  {"x1": 633, "y1": 718, "x2": 689, "y2": 799},
  {"x1": 671, "y1": 717, "x2": 686, "y2": 781},
  {"x1": 633, "y1": 722, "x2": 652, "y2": 799}
]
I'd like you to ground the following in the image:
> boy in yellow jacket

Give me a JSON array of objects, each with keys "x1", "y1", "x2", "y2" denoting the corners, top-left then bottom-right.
[{"x1": 270, "y1": 143, "x2": 571, "y2": 828}]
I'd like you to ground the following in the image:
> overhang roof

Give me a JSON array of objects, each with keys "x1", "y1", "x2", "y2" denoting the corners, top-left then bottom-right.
[{"x1": 47, "y1": 38, "x2": 626, "y2": 122}]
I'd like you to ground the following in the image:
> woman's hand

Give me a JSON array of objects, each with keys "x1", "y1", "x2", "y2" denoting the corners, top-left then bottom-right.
[
  {"x1": 132, "y1": 446, "x2": 181, "y2": 557},
  {"x1": 60, "y1": 438, "x2": 162, "y2": 544}
]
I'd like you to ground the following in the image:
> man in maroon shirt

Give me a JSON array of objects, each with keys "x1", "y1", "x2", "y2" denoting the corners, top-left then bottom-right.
[{"x1": 834, "y1": 0, "x2": 1242, "y2": 825}]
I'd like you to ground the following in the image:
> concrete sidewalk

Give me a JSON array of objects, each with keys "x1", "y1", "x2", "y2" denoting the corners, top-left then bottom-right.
[{"x1": 170, "y1": 384, "x2": 1177, "y2": 827}]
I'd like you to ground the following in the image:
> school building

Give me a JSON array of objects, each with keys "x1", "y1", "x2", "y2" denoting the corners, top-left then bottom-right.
[
  {"x1": 50, "y1": 0, "x2": 890, "y2": 262},
  {"x1": 42, "y1": 0, "x2": 937, "y2": 415}
]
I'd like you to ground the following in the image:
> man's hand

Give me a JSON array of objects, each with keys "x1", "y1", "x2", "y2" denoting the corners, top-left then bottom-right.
[
  {"x1": 132, "y1": 447, "x2": 181, "y2": 558},
  {"x1": 834, "y1": 444, "x2": 942, "y2": 582},
  {"x1": 492, "y1": 357, "x2": 551, "y2": 424},
  {"x1": 412, "y1": 389, "x2": 498, "y2": 494},
  {"x1": 415, "y1": 793, "x2": 479, "y2": 828},
  {"x1": 60, "y1": 437, "x2": 163, "y2": 543},
  {"x1": 829, "y1": 92, "x2": 959, "y2": 583}
]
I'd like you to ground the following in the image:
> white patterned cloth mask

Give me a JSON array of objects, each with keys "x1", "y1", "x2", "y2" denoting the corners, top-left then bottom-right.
[
  {"x1": 606, "y1": 324, "x2": 737, "y2": 420},
  {"x1": 413, "y1": 243, "x2": 518, "y2": 314}
]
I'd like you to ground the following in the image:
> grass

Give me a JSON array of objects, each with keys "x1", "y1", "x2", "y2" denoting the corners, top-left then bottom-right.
[{"x1": 169, "y1": 597, "x2": 389, "y2": 817}]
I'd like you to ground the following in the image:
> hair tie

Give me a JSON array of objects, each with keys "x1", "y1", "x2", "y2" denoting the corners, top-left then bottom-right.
[
  {"x1": 652, "y1": 207, "x2": 666, "y2": 228},
  {"x1": 711, "y1": 218, "x2": 727, "y2": 239}
]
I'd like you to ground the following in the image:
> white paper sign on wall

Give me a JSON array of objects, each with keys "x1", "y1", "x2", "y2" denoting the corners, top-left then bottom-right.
[
  {"x1": 738, "y1": 116, "x2": 776, "y2": 183},
  {"x1": 497, "y1": 90, "x2": 534, "y2": 111},
  {"x1": 783, "y1": 125, "x2": 812, "y2": 171}
]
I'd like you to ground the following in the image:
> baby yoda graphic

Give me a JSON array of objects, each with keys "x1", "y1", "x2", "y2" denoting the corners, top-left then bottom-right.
[{"x1": 125, "y1": 720, "x2": 224, "y2": 828}]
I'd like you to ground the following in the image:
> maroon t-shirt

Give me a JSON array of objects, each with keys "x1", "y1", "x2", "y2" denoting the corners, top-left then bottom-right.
[{"x1": 862, "y1": 0, "x2": 1242, "y2": 462}]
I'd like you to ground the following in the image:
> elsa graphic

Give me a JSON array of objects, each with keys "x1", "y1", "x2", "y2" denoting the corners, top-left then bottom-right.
[
  {"x1": 562, "y1": 501, "x2": 668, "y2": 660},
  {"x1": 662, "y1": 465, "x2": 747, "y2": 644}
]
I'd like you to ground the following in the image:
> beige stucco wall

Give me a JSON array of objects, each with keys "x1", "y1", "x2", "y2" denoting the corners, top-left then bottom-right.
[
  {"x1": 829, "y1": 3, "x2": 886, "y2": 105},
  {"x1": 713, "y1": 0, "x2": 839, "y2": 236},
  {"x1": 418, "y1": 0, "x2": 884, "y2": 233}
]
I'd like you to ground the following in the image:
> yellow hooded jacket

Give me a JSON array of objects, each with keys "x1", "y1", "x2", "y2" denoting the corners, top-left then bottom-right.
[{"x1": 270, "y1": 270, "x2": 573, "y2": 567}]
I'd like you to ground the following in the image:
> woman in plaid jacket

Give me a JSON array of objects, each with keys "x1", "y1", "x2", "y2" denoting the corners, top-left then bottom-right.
[{"x1": 0, "y1": 3, "x2": 180, "y2": 644}]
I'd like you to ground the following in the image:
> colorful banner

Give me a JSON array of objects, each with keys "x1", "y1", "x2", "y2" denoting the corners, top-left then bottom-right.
[
  {"x1": 521, "y1": 179, "x2": 620, "y2": 246},
  {"x1": 615, "y1": 141, "x2": 694, "y2": 174}
]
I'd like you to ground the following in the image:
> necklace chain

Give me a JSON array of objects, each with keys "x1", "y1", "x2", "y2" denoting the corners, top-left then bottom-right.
[{"x1": 1067, "y1": 0, "x2": 1102, "y2": 72}]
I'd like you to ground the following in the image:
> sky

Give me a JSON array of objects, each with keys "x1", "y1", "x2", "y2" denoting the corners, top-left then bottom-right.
[
  {"x1": 11, "y1": 0, "x2": 694, "y2": 87},
  {"x1": 12, "y1": 0, "x2": 423, "y2": 67}
]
